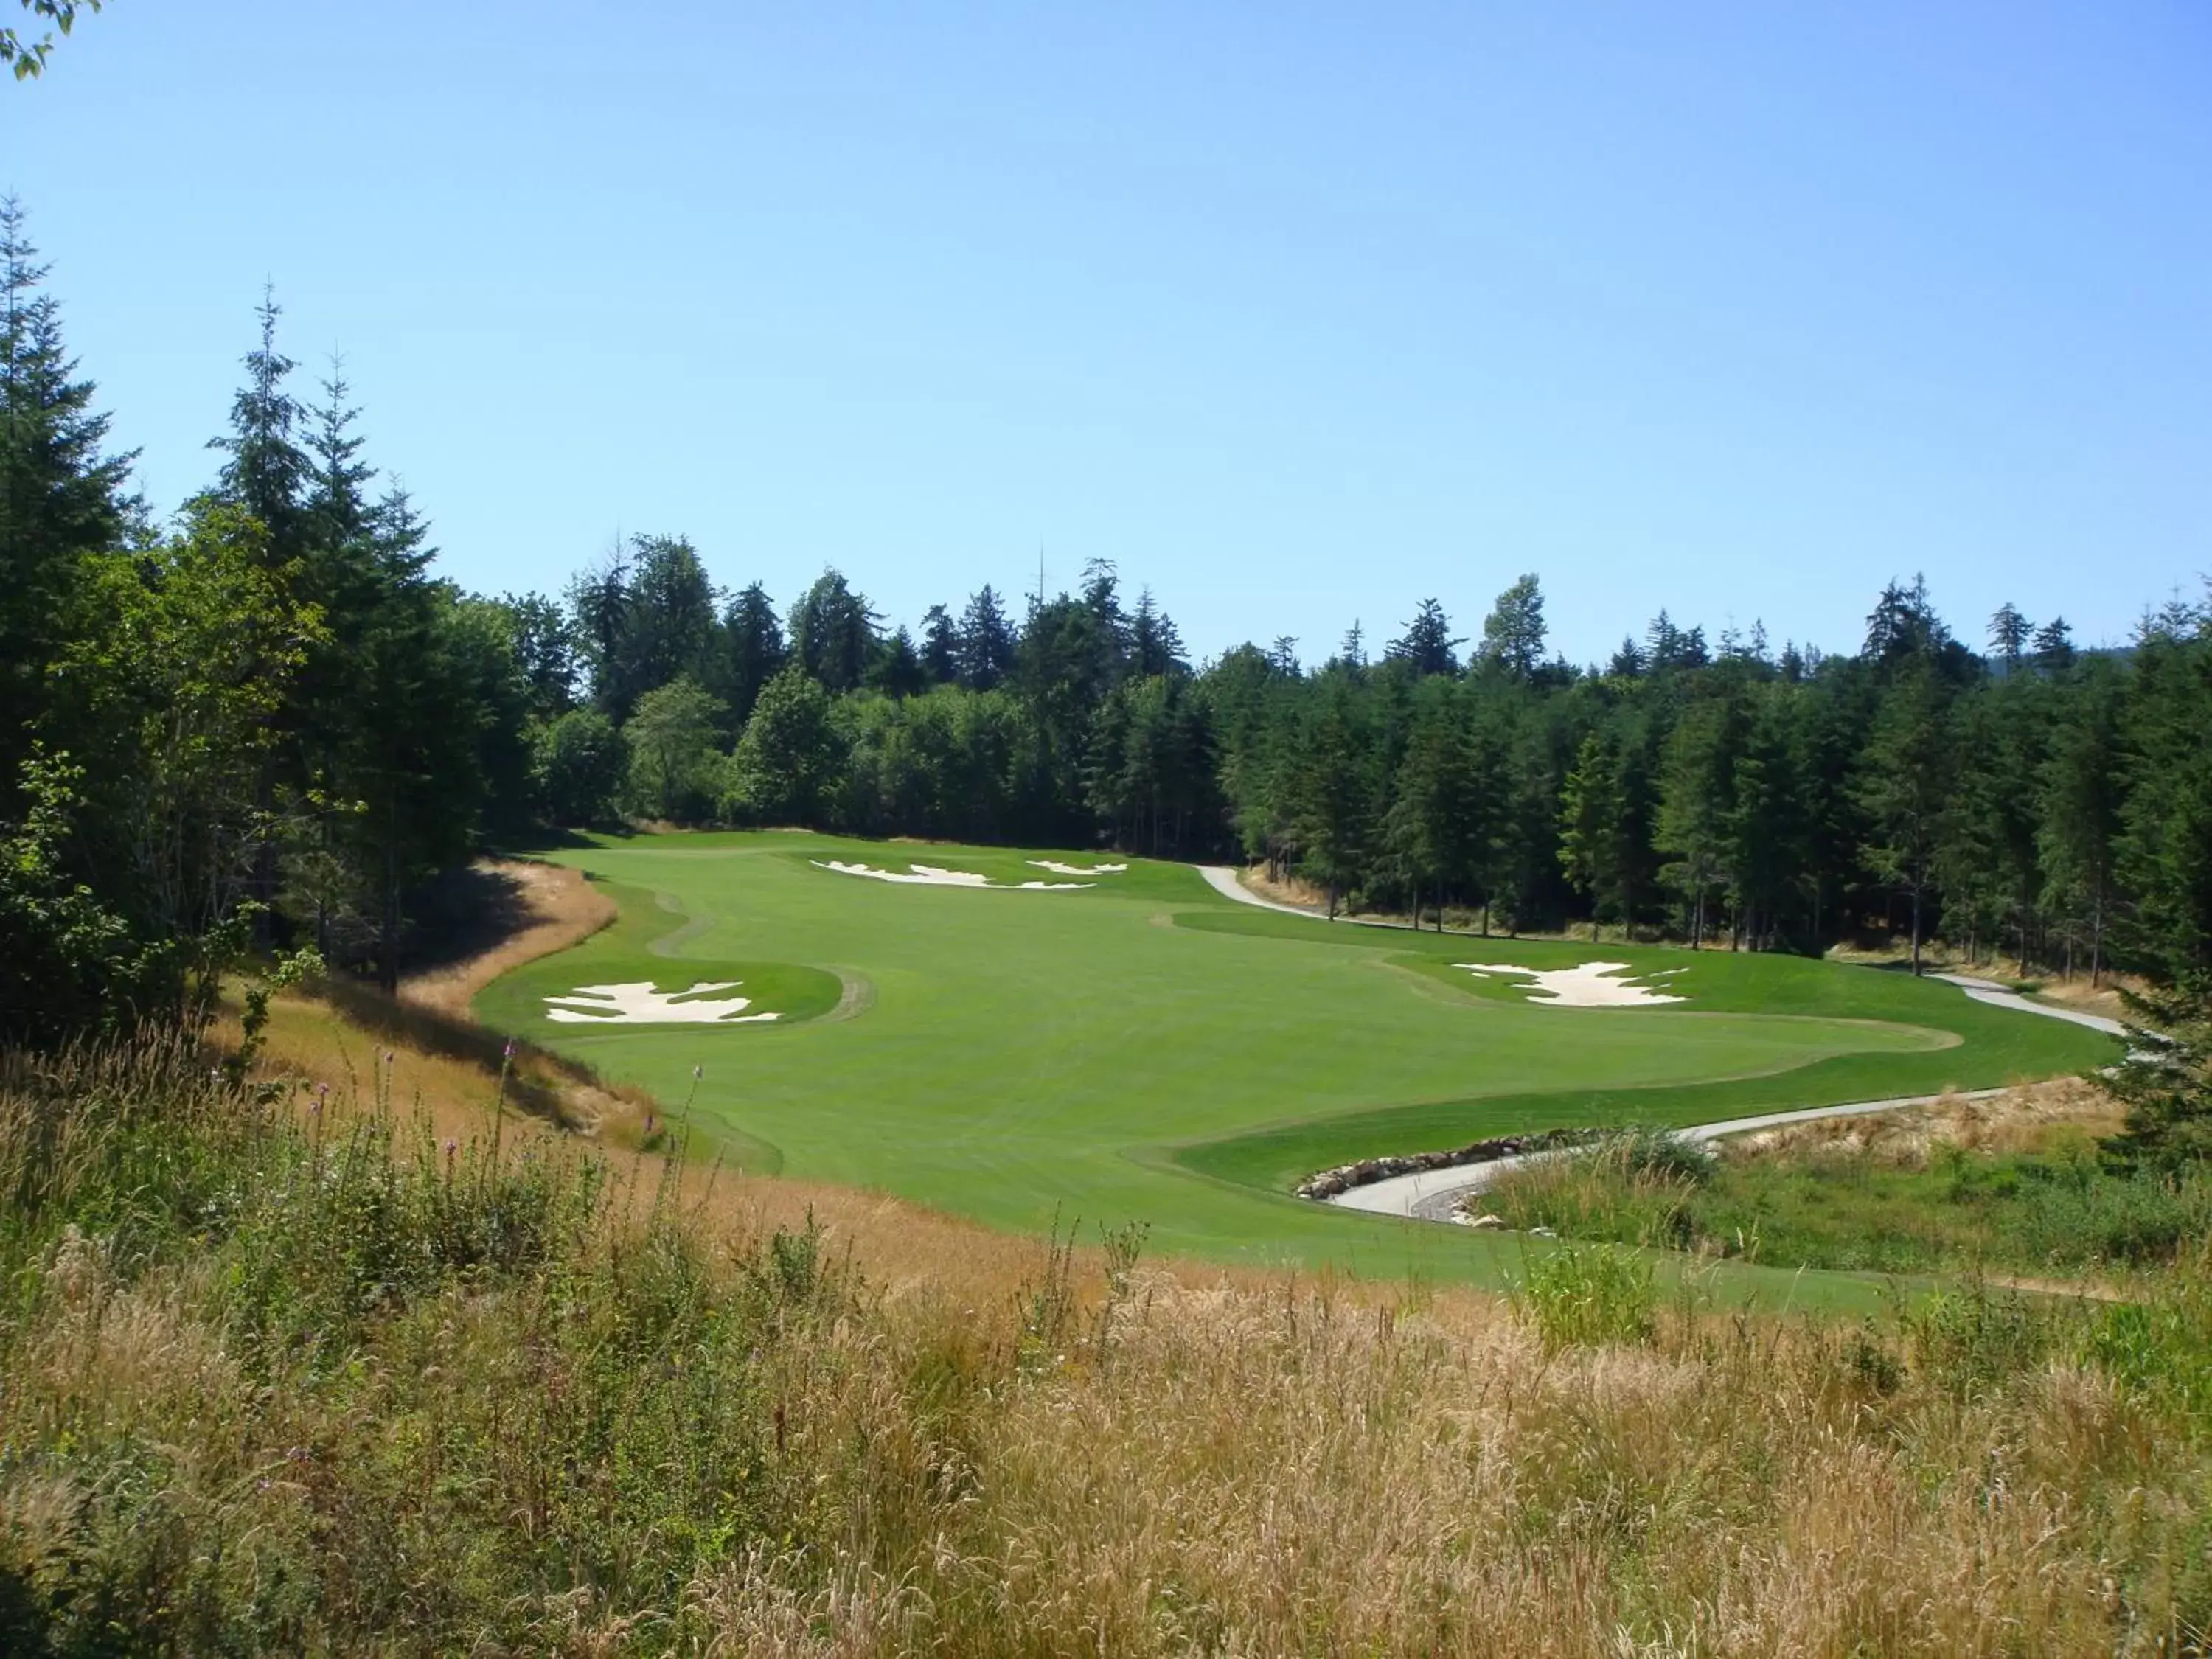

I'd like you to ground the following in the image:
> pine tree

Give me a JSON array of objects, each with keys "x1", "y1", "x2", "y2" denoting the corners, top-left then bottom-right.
[
  {"x1": 869, "y1": 627, "x2": 928, "y2": 698},
  {"x1": 1858, "y1": 653, "x2": 1955, "y2": 973},
  {"x1": 2038, "y1": 658, "x2": 2124, "y2": 983},
  {"x1": 919, "y1": 603, "x2": 960, "y2": 684},
  {"x1": 209, "y1": 288, "x2": 311, "y2": 566},
  {"x1": 711, "y1": 581, "x2": 787, "y2": 730},
  {"x1": 1386, "y1": 599, "x2": 1462, "y2": 678},
  {"x1": 1988, "y1": 601, "x2": 2032, "y2": 667},
  {"x1": 957, "y1": 585, "x2": 1018, "y2": 690},
  {"x1": 0, "y1": 195, "x2": 133, "y2": 773},
  {"x1": 1655, "y1": 696, "x2": 1738, "y2": 947},
  {"x1": 1130, "y1": 586, "x2": 1188, "y2": 678}
]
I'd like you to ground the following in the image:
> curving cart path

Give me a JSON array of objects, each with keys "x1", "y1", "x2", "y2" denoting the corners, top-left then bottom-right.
[{"x1": 1189, "y1": 865, "x2": 2129, "y2": 1225}]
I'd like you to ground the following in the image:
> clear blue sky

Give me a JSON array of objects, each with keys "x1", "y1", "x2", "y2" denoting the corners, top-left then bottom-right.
[{"x1": 4, "y1": 1, "x2": 2206, "y2": 665}]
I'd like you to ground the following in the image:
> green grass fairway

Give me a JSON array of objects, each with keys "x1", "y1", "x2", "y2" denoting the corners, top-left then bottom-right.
[{"x1": 480, "y1": 832, "x2": 2119, "y2": 1305}]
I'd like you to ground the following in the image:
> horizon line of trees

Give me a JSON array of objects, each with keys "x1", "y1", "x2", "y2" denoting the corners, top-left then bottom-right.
[{"x1": 5, "y1": 197, "x2": 2211, "y2": 1045}]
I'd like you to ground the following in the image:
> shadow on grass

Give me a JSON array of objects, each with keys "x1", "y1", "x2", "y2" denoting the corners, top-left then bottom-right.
[{"x1": 311, "y1": 977, "x2": 643, "y2": 1133}]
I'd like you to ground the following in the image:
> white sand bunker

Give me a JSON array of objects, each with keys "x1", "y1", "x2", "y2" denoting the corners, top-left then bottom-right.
[
  {"x1": 1453, "y1": 961, "x2": 1688, "y2": 1008},
  {"x1": 812, "y1": 860, "x2": 1092, "y2": 890},
  {"x1": 545, "y1": 981, "x2": 781, "y2": 1024},
  {"x1": 1027, "y1": 859, "x2": 1127, "y2": 875}
]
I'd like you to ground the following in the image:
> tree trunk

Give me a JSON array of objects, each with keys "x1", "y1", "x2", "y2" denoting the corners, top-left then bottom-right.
[{"x1": 1910, "y1": 881, "x2": 1923, "y2": 975}]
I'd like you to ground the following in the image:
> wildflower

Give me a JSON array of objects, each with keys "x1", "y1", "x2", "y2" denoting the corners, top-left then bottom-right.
[
  {"x1": 692, "y1": 1064, "x2": 703, "y2": 1080},
  {"x1": 504, "y1": 1038, "x2": 516, "y2": 1059}
]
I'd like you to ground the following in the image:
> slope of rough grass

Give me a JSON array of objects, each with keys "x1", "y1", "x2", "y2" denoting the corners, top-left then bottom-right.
[
  {"x1": 2, "y1": 1037, "x2": 2208, "y2": 1656},
  {"x1": 479, "y1": 832, "x2": 2117, "y2": 1298}
]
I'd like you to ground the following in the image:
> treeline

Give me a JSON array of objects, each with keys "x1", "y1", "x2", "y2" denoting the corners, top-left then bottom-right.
[
  {"x1": 535, "y1": 546, "x2": 2208, "y2": 995},
  {"x1": 5, "y1": 199, "x2": 2211, "y2": 1043}
]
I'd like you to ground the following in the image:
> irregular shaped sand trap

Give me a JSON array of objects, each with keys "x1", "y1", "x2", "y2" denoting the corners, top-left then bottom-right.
[
  {"x1": 546, "y1": 981, "x2": 782, "y2": 1023},
  {"x1": 813, "y1": 860, "x2": 1092, "y2": 891},
  {"x1": 1027, "y1": 859, "x2": 1128, "y2": 875},
  {"x1": 1453, "y1": 961, "x2": 1688, "y2": 1008}
]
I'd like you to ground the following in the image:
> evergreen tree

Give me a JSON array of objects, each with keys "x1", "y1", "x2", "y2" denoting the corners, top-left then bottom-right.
[
  {"x1": 2038, "y1": 657, "x2": 2124, "y2": 983},
  {"x1": 1988, "y1": 601, "x2": 2032, "y2": 667},
  {"x1": 2118, "y1": 597, "x2": 2212, "y2": 990},
  {"x1": 616, "y1": 534, "x2": 718, "y2": 708},
  {"x1": 869, "y1": 627, "x2": 928, "y2": 698},
  {"x1": 1289, "y1": 674, "x2": 1374, "y2": 919},
  {"x1": 502, "y1": 592, "x2": 579, "y2": 720},
  {"x1": 1386, "y1": 598, "x2": 1462, "y2": 678},
  {"x1": 709, "y1": 580, "x2": 787, "y2": 731},
  {"x1": 2034, "y1": 616, "x2": 2076, "y2": 672},
  {"x1": 209, "y1": 288, "x2": 311, "y2": 567},
  {"x1": 1858, "y1": 653, "x2": 1955, "y2": 973},
  {"x1": 957, "y1": 585, "x2": 1018, "y2": 691},
  {"x1": 1655, "y1": 695, "x2": 1737, "y2": 947},
  {"x1": 1380, "y1": 692, "x2": 1472, "y2": 928},
  {"x1": 1130, "y1": 586, "x2": 1188, "y2": 678},
  {"x1": 1559, "y1": 719, "x2": 1655, "y2": 939},
  {"x1": 0, "y1": 196, "x2": 133, "y2": 776},
  {"x1": 790, "y1": 568, "x2": 877, "y2": 693},
  {"x1": 919, "y1": 603, "x2": 960, "y2": 684}
]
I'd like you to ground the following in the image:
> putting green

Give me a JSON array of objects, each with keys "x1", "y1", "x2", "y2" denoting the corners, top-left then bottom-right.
[{"x1": 481, "y1": 832, "x2": 2120, "y2": 1306}]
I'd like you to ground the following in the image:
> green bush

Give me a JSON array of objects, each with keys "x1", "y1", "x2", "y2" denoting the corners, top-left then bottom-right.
[{"x1": 1517, "y1": 1242, "x2": 1657, "y2": 1350}]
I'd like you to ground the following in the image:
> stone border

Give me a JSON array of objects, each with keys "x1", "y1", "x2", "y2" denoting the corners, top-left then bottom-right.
[{"x1": 1294, "y1": 1127, "x2": 1601, "y2": 1201}]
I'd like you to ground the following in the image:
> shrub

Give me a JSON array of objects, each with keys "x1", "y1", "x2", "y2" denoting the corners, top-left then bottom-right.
[
  {"x1": 1517, "y1": 1241, "x2": 1656, "y2": 1350},
  {"x1": 1610, "y1": 1122, "x2": 1718, "y2": 1184}
]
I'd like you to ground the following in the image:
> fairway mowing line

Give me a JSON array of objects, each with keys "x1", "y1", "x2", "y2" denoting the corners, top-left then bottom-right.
[
  {"x1": 819, "y1": 969, "x2": 876, "y2": 1024},
  {"x1": 647, "y1": 891, "x2": 716, "y2": 956}
]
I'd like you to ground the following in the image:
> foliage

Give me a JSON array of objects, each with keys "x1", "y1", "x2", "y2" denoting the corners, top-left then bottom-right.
[
  {"x1": 725, "y1": 664, "x2": 843, "y2": 825},
  {"x1": 1, "y1": 0, "x2": 99, "y2": 81},
  {"x1": 621, "y1": 675, "x2": 726, "y2": 822},
  {"x1": 1516, "y1": 1240, "x2": 1656, "y2": 1349},
  {"x1": 532, "y1": 706, "x2": 628, "y2": 827},
  {"x1": 1483, "y1": 1110, "x2": 2212, "y2": 1278},
  {"x1": 2101, "y1": 984, "x2": 2212, "y2": 1175}
]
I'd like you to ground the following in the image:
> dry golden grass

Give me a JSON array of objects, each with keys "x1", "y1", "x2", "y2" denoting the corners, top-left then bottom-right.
[
  {"x1": 15, "y1": 1020, "x2": 2209, "y2": 1653},
  {"x1": 1725, "y1": 1076, "x2": 2124, "y2": 1169},
  {"x1": 679, "y1": 1266, "x2": 2199, "y2": 1657}
]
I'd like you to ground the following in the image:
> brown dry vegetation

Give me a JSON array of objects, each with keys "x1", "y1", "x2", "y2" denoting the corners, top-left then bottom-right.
[{"x1": 1725, "y1": 1076, "x2": 2127, "y2": 1167}]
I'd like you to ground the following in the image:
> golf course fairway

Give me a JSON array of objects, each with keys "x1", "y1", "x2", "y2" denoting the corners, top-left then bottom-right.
[{"x1": 479, "y1": 832, "x2": 2121, "y2": 1305}]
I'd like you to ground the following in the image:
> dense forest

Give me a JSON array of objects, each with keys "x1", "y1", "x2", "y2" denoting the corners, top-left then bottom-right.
[{"x1": 4, "y1": 201, "x2": 2210, "y2": 1043}]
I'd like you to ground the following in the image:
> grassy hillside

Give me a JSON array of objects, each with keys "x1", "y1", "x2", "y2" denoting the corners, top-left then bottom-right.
[
  {"x1": 476, "y1": 832, "x2": 2116, "y2": 1302},
  {"x1": 1, "y1": 1028, "x2": 2208, "y2": 1655}
]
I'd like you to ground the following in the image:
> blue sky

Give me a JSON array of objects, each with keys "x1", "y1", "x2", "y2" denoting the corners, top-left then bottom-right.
[{"x1": 3, "y1": 1, "x2": 2205, "y2": 665}]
